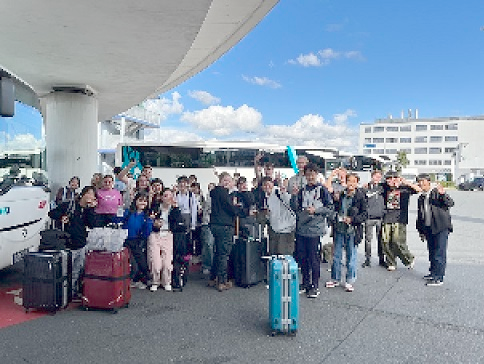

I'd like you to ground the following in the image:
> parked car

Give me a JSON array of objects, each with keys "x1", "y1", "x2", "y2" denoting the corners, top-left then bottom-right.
[{"x1": 458, "y1": 177, "x2": 484, "y2": 191}]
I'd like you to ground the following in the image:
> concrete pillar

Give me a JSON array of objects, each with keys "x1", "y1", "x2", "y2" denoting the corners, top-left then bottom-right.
[{"x1": 42, "y1": 91, "x2": 98, "y2": 194}]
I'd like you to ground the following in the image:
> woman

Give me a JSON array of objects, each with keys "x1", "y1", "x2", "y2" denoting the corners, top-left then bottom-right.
[
  {"x1": 55, "y1": 176, "x2": 80, "y2": 206},
  {"x1": 95, "y1": 174, "x2": 123, "y2": 226}
]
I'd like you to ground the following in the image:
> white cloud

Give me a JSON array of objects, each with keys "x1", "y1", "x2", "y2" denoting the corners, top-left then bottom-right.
[
  {"x1": 261, "y1": 110, "x2": 359, "y2": 152},
  {"x1": 144, "y1": 128, "x2": 204, "y2": 143},
  {"x1": 242, "y1": 75, "x2": 281, "y2": 89},
  {"x1": 181, "y1": 104, "x2": 263, "y2": 136},
  {"x1": 188, "y1": 90, "x2": 221, "y2": 106},
  {"x1": 0, "y1": 133, "x2": 43, "y2": 152},
  {"x1": 288, "y1": 48, "x2": 364, "y2": 67},
  {"x1": 141, "y1": 92, "x2": 184, "y2": 120}
]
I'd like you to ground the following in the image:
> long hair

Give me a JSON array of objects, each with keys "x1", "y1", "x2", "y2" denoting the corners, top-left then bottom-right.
[{"x1": 128, "y1": 191, "x2": 150, "y2": 215}]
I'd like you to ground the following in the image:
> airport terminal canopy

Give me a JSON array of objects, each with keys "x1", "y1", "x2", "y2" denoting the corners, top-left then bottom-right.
[{"x1": 0, "y1": 0, "x2": 278, "y2": 121}]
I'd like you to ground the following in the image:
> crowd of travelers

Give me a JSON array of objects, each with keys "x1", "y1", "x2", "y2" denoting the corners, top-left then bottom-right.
[{"x1": 48, "y1": 153, "x2": 454, "y2": 301}]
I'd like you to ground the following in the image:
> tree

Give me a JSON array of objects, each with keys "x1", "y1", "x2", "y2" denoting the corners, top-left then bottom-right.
[{"x1": 396, "y1": 150, "x2": 409, "y2": 172}]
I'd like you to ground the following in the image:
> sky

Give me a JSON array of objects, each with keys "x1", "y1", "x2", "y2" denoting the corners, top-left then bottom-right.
[{"x1": 2, "y1": 0, "x2": 484, "y2": 153}]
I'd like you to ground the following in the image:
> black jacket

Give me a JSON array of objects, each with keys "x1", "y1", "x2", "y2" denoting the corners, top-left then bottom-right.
[
  {"x1": 333, "y1": 188, "x2": 368, "y2": 245},
  {"x1": 416, "y1": 188, "x2": 454, "y2": 235},
  {"x1": 48, "y1": 201, "x2": 98, "y2": 250},
  {"x1": 210, "y1": 186, "x2": 242, "y2": 227}
]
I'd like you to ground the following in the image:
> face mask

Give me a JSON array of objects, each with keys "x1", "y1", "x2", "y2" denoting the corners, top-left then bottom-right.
[{"x1": 152, "y1": 226, "x2": 161, "y2": 232}]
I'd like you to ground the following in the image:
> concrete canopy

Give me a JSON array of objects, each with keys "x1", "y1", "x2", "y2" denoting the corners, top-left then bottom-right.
[{"x1": 0, "y1": 0, "x2": 278, "y2": 121}]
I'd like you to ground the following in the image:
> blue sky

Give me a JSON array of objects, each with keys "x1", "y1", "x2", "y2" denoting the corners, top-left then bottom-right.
[{"x1": 3, "y1": 0, "x2": 484, "y2": 152}]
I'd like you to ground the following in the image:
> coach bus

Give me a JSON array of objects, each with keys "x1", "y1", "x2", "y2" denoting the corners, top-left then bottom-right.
[
  {"x1": 0, "y1": 149, "x2": 50, "y2": 270},
  {"x1": 114, "y1": 141, "x2": 384, "y2": 191}
]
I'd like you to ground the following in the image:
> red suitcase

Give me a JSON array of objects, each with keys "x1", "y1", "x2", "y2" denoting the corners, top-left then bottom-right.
[{"x1": 82, "y1": 248, "x2": 131, "y2": 313}]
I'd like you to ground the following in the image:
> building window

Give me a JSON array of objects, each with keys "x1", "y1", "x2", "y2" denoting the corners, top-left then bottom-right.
[
  {"x1": 373, "y1": 138, "x2": 384, "y2": 143},
  {"x1": 400, "y1": 125, "x2": 411, "y2": 132},
  {"x1": 430, "y1": 125, "x2": 444, "y2": 130},
  {"x1": 429, "y1": 147, "x2": 442, "y2": 154},
  {"x1": 400, "y1": 137, "x2": 412, "y2": 143},
  {"x1": 365, "y1": 127, "x2": 371, "y2": 133},
  {"x1": 386, "y1": 126, "x2": 399, "y2": 132},
  {"x1": 373, "y1": 126, "x2": 384, "y2": 132},
  {"x1": 414, "y1": 148, "x2": 427, "y2": 154},
  {"x1": 386, "y1": 138, "x2": 398, "y2": 143},
  {"x1": 444, "y1": 147, "x2": 455, "y2": 153},
  {"x1": 363, "y1": 149, "x2": 372, "y2": 154},
  {"x1": 416, "y1": 125, "x2": 427, "y2": 131},
  {"x1": 445, "y1": 136, "x2": 458, "y2": 142},
  {"x1": 429, "y1": 160, "x2": 443, "y2": 165},
  {"x1": 414, "y1": 160, "x2": 427, "y2": 165},
  {"x1": 373, "y1": 149, "x2": 384, "y2": 154},
  {"x1": 444, "y1": 160, "x2": 452, "y2": 165},
  {"x1": 364, "y1": 138, "x2": 372, "y2": 143},
  {"x1": 400, "y1": 148, "x2": 411, "y2": 154},
  {"x1": 445, "y1": 123, "x2": 458, "y2": 130},
  {"x1": 385, "y1": 149, "x2": 398, "y2": 154},
  {"x1": 415, "y1": 136, "x2": 427, "y2": 143},
  {"x1": 430, "y1": 136, "x2": 443, "y2": 142}
]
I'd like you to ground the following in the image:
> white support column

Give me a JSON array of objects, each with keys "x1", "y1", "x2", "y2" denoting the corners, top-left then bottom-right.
[{"x1": 42, "y1": 91, "x2": 98, "y2": 194}]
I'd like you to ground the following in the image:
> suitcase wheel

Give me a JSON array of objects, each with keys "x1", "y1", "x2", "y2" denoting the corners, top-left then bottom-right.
[
  {"x1": 271, "y1": 331, "x2": 276, "y2": 337},
  {"x1": 81, "y1": 306, "x2": 89, "y2": 311},
  {"x1": 111, "y1": 309, "x2": 119, "y2": 314}
]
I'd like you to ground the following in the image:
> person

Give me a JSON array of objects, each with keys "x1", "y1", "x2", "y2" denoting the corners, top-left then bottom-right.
[
  {"x1": 175, "y1": 176, "x2": 198, "y2": 260},
  {"x1": 325, "y1": 173, "x2": 367, "y2": 292},
  {"x1": 48, "y1": 186, "x2": 98, "y2": 299},
  {"x1": 362, "y1": 170, "x2": 385, "y2": 268},
  {"x1": 90, "y1": 172, "x2": 103, "y2": 190},
  {"x1": 190, "y1": 182, "x2": 204, "y2": 256},
  {"x1": 121, "y1": 192, "x2": 153, "y2": 289},
  {"x1": 232, "y1": 177, "x2": 257, "y2": 239},
  {"x1": 147, "y1": 189, "x2": 183, "y2": 292},
  {"x1": 208, "y1": 172, "x2": 243, "y2": 292},
  {"x1": 114, "y1": 161, "x2": 137, "y2": 208},
  {"x1": 381, "y1": 171, "x2": 421, "y2": 271},
  {"x1": 201, "y1": 183, "x2": 215, "y2": 276},
  {"x1": 263, "y1": 176, "x2": 296, "y2": 255},
  {"x1": 141, "y1": 165, "x2": 153, "y2": 181},
  {"x1": 149, "y1": 178, "x2": 165, "y2": 213},
  {"x1": 287, "y1": 155, "x2": 309, "y2": 196},
  {"x1": 416, "y1": 174, "x2": 454, "y2": 286},
  {"x1": 291, "y1": 163, "x2": 334, "y2": 299},
  {"x1": 55, "y1": 176, "x2": 80, "y2": 206},
  {"x1": 95, "y1": 174, "x2": 123, "y2": 226}
]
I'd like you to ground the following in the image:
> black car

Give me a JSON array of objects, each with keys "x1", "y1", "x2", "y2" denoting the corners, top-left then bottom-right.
[{"x1": 458, "y1": 177, "x2": 484, "y2": 191}]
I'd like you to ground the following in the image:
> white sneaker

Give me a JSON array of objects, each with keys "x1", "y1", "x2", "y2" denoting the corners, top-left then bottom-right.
[
  {"x1": 164, "y1": 285, "x2": 172, "y2": 291},
  {"x1": 202, "y1": 268, "x2": 210, "y2": 275},
  {"x1": 387, "y1": 265, "x2": 396, "y2": 271},
  {"x1": 135, "y1": 281, "x2": 147, "y2": 289},
  {"x1": 149, "y1": 285, "x2": 158, "y2": 292}
]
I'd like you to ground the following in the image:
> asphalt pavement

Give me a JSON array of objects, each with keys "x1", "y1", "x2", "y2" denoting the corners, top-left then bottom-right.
[{"x1": 0, "y1": 190, "x2": 483, "y2": 364}]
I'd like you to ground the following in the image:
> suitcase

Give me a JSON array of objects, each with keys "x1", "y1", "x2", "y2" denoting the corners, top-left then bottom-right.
[
  {"x1": 82, "y1": 248, "x2": 131, "y2": 313},
  {"x1": 233, "y1": 236, "x2": 265, "y2": 287},
  {"x1": 23, "y1": 250, "x2": 72, "y2": 312},
  {"x1": 269, "y1": 255, "x2": 299, "y2": 336}
]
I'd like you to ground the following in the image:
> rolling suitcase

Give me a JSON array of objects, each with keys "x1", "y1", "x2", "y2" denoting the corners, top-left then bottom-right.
[
  {"x1": 269, "y1": 255, "x2": 299, "y2": 336},
  {"x1": 23, "y1": 250, "x2": 72, "y2": 312},
  {"x1": 233, "y1": 235, "x2": 265, "y2": 288},
  {"x1": 82, "y1": 247, "x2": 131, "y2": 313}
]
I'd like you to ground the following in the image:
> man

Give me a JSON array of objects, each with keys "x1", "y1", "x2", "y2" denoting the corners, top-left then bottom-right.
[
  {"x1": 291, "y1": 163, "x2": 334, "y2": 298},
  {"x1": 416, "y1": 174, "x2": 454, "y2": 286},
  {"x1": 209, "y1": 172, "x2": 243, "y2": 292},
  {"x1": 288, "y1": 155, "x2": 309, "y2": 196},
  {"x1": 263, "y1": 176, "x2": 296, "y2": 256},
  {"x1": 381, "y1": 171, "x2": 421, "y2": 271},
  {"x1": 362, "y1": 170, "x2": 385, "y2": 268}
]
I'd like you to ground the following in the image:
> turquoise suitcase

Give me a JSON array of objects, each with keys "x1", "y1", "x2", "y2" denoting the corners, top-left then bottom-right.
[{"x1": 268, "y1": 255, "x2": 299, "y2": 336}]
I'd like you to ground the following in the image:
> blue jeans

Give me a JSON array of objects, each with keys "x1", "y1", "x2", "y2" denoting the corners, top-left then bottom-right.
[
  {"x1": 331, "y1": 232, "x2": 357, "y2": 284},
  {"x1": 424, "y1": 228, "x2": 449, "y2": 281},
  {"x1": 201, "y1": 224, "x2": 214, "y2": 271},
  {"x1": 210, "y1": 225, "x2": 234, "y2": 283}
]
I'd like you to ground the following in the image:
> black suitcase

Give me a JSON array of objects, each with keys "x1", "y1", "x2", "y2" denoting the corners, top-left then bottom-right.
[
  {"x1": 233, "y1": 235, "x2": 265, "y2": 288},
  {"x1": 23, "y1": 250, "x2": 72, "y2": 312}
]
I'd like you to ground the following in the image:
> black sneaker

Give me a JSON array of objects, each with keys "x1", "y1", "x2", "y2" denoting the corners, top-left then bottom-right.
[
  {"x1": 423, "y1": 274, "x2": 433, "y2": 280},
  {"x1": 299, "y1": 284, "x2": 308, "y2": 294},
  {"x1": 378, "y1": 259, "x2": 386, "y2": 267},
  {"x1": 307, "y1": 287, "x2": 320, "y2": 298},
  {"x1": 361, "y1": 258, "x2": 371, "y2": 268},
  {"x1": 426, "y1": 279, "x2": 443, "y2": 287}
]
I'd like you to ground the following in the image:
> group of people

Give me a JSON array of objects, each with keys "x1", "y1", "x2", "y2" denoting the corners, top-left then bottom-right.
[{"x1": 48, "y1": 154, "x2": 454, "y2": 301}]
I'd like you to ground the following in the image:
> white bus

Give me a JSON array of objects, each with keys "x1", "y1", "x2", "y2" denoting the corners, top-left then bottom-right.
[
  {"x1": 114, "y1": 141, "x2": 384, "y2": 191},
  {"x1": 0, "y1": 149, "x2": 50, "y2": 270}
]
